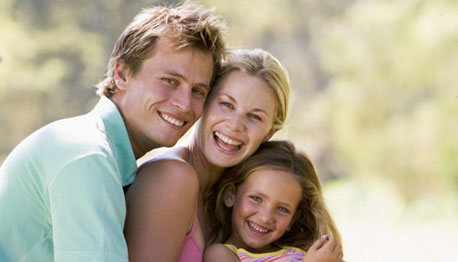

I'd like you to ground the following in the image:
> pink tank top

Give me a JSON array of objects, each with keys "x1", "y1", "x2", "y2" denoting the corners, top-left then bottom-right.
[{"x1": 178, "y1": 206, "x2": 202, "y2": 262}]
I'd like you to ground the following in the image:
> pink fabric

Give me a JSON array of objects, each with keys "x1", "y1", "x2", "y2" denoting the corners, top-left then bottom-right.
[{"x1": 178, "y1": 206, "x2": 202, "y2": 262}]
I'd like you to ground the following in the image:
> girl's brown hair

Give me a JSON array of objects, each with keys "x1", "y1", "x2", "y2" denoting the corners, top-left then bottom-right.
[{"x1": 204, "y1": 140, "x2": 342, "y2": 250}]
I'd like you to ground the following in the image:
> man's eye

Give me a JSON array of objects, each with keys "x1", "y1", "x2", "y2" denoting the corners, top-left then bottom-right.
[
  {"x1": 163, "y1": 78, "x2": 177, "y2": 85},
  {"x1": 192, "y1": 88, "x2": 207, "y2": 98}
]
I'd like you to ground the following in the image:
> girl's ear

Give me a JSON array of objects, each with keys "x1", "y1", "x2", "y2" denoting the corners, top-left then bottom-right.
[
  {"x1": 223, "y1": 185, "x2": 236, "y2": 208},
  {"x1": 114, "y1": 61, "x2": 129, "y2": 91},
  {"x1": 287, "y1": 210, "x2": 301, "y2": 231},
  {"x1": 263, "y1": 128, "x2": 278, "y2": 142}
]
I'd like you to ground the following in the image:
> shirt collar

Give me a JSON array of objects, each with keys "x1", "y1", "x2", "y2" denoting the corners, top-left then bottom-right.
[{"x1": 91, "y1": 96, "x2": 137, "y2": 186}]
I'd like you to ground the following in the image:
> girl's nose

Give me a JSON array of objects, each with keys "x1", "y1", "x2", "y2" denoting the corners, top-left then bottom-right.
[{"x1": 257, "y1": 207, "x2": 274, "y2": 224}]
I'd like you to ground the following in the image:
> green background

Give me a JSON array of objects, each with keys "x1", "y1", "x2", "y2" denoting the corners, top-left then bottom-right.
[{"x1": 1, "y1": 0, "x2": 457, "y2": 260}]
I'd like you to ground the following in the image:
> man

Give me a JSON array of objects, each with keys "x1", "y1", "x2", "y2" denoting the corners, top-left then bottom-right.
[{"x1": 0, "y1": 2, "x2": 226, "y2": 261}]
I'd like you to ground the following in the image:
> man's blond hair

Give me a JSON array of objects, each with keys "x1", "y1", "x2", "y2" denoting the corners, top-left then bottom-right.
[{"x1": 97, "y1": 2, "x2": 226, "y2": 97}]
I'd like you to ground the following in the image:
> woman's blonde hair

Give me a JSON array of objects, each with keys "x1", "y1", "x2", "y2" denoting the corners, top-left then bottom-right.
[
  {"x1": 213, "y1": 49, "x2": 290, "y2": 130},
  {"x1": 97, "y1": 2, "x2": 226, "y2": 97},
  {"x1": 205, "y1": 140, "x2": 342, "y2": 250}
]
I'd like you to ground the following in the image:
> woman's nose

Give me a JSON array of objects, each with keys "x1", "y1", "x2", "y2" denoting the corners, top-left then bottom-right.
[{"x1": 225, "y1": 114, "x2": 244, "y2": 132}]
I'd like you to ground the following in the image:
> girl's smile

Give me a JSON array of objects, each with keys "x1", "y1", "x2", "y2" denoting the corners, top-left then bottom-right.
[{"x1": 225, "y1": 169, "x2": 303, "y2": 253}]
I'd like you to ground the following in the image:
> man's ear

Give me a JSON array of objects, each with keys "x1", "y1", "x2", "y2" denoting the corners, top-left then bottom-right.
[
  {"x1": 223, "y1": 185, "x2": 236, "y2": 208},
  {"x1": 263, "y1": 128, "x2": 278, "y2": 142},
  {"x1": 114, "y1": 61, "x2": 129, "y2": 91}
]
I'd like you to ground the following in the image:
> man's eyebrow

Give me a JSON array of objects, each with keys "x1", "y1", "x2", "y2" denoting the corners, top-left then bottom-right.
[{"x1": 164, "y1": 71, "x2": 210, "y2": 90}]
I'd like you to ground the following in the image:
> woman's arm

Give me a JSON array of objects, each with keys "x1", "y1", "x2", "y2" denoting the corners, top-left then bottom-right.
[
  {"x1": 204, "y1": 243, "x2": 240, "y2": 262},
  {"x1": 124, "y1": 159, "x2": 199, "y2": 261}
]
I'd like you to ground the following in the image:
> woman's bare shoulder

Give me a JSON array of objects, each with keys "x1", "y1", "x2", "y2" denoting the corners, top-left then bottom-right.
[
  {"x1": 137, "y1": 146, "x2": 195, "y2": 178},
  {"x1": 204, "y1": 243, "x2": 239, "y2": 262}
]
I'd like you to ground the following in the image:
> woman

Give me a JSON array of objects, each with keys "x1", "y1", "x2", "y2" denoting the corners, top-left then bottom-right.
[{"x1": 124, "y1": 48, "x2": 290, "y2": 261}]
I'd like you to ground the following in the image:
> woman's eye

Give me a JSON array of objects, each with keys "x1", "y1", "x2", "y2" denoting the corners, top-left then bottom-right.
[
  {"x1": 250, "y1": 196, "x2": 261, "y2": 202},
  {"x1": 248, "y1": 113, "x2": 262, "y2": 121},
  {"x1": 220, "y1": 102, "x2": 233, "y2": 109}
]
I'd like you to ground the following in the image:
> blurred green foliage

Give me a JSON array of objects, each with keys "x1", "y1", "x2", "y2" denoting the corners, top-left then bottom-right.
[{"x1": 1, "y1": 0, "x2": 457, "y2": 212}]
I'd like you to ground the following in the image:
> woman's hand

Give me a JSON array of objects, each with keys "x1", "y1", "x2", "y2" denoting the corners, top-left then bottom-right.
[{"x1": 302, "y1": 235, "x2": 343, "y2": 262}]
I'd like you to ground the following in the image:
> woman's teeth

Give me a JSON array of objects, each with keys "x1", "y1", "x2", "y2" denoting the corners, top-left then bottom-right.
[{"x1": 215, "y1": 131, "x2": 242, "y2": 146}]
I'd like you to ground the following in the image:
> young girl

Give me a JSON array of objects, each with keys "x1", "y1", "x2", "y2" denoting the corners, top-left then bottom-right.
[{"x1": 204, "y1": 140, "x2": 343, "y2": 262}]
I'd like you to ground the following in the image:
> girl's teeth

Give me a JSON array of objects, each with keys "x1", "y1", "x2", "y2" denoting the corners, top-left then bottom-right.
[{"x1": 249, "y1": 221, "x2": 268, "y2": 233}]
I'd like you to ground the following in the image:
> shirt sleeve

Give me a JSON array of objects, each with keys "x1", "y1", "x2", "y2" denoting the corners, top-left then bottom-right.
[{"x1": 48, "y1": 153, "x2": 128, "y2": 261}]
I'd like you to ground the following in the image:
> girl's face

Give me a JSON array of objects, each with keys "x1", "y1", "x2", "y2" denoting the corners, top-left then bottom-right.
[
  {"x1": 224, "y1": 169, "x2": 302, "y2": 253},
  {"x1": 196, "y1": 71, "x2": 277, "y2": 168}
]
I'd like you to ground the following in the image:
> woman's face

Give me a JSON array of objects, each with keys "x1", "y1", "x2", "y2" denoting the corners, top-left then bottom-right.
[{"x1": 197, "y1": 70, "x2": 277, "y2": 168}]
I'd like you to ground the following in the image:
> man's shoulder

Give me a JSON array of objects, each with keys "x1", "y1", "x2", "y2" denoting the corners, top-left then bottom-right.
[
  {"x1": 38, "y1": 113, "x2": 109, "y2": 150},
  {"x1": 5, "y1": 113, "x2": 113, "y2": 169}
]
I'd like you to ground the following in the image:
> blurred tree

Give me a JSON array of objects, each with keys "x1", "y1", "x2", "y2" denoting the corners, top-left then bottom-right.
[
  {"x1": 0, "y1": 0, "x2": 176, "y2": 160},
  {"x1": 312, "y1": 0, "x2": 458, "y2": 203},
  {"x1": 1, "y1": 0, "x2": 457, "y2": 209}
]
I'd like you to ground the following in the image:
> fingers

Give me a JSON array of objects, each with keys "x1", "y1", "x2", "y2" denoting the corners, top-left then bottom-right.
[
  {"x1": 337, "y1": 251, "x2": 344, "y2": 261},
  {"x1": 322, "y1": 235, "x2": 341, "y2": 253},
  {"x1": 308, "y1": 235, "x2": 329, "y2": 251}
]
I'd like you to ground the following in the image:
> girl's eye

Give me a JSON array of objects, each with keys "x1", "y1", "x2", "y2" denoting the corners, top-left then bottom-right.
[
  {"x1": 247, "y1": 113, "x2": 262, "y2": 121},
  {"x1": 250, "y1": 196, "x2": 261, "y2": 202},
  {"x1": 278, "y1": 206, "x2": 290, "y2": 214}
]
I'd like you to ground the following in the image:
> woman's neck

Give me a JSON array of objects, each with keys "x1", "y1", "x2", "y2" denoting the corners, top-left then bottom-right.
[{"x1": 187, "y1": 139, "x2": 225, "y2": 196}]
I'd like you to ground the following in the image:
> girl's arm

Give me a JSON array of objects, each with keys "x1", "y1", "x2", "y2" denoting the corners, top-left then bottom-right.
[
  {"x1": 302, "y1": 235, "x2": 344, "y2": 262},
  {"x1": 124, "y1": 160, "x2": 199, "y2": 261},
  {"x1": 204, "y1": 243, "x2": 240, "y2": 262}
]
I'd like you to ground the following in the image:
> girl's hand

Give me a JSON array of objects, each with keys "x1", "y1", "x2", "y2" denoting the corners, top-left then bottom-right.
[{"x1": 302, "y1": 235, "x2": 343, "y2": 262}]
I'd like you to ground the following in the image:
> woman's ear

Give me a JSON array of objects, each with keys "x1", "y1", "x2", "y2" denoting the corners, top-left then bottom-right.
[
  {"x1": 114, "y1": 61, "x2": 129, "y2": 90},
  {"x1": 263, "y1": 128, "x2": 278, "y2": 142},
  {"x1": 223, "y1": 185, "x2": 236, "y2": 208}
]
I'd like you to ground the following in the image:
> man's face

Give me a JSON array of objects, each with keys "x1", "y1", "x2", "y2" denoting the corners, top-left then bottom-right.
[{"x1": 113, "y1": 38, "x2": 214, "y2": 158}]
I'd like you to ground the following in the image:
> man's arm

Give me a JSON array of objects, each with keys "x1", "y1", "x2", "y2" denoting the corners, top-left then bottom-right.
[
  {"x1": 49, "y1": 154, "x2": 128, "y2": 261},
  {"x1": 124, "y1": 159, "x2": 199, "y2": 261}
]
